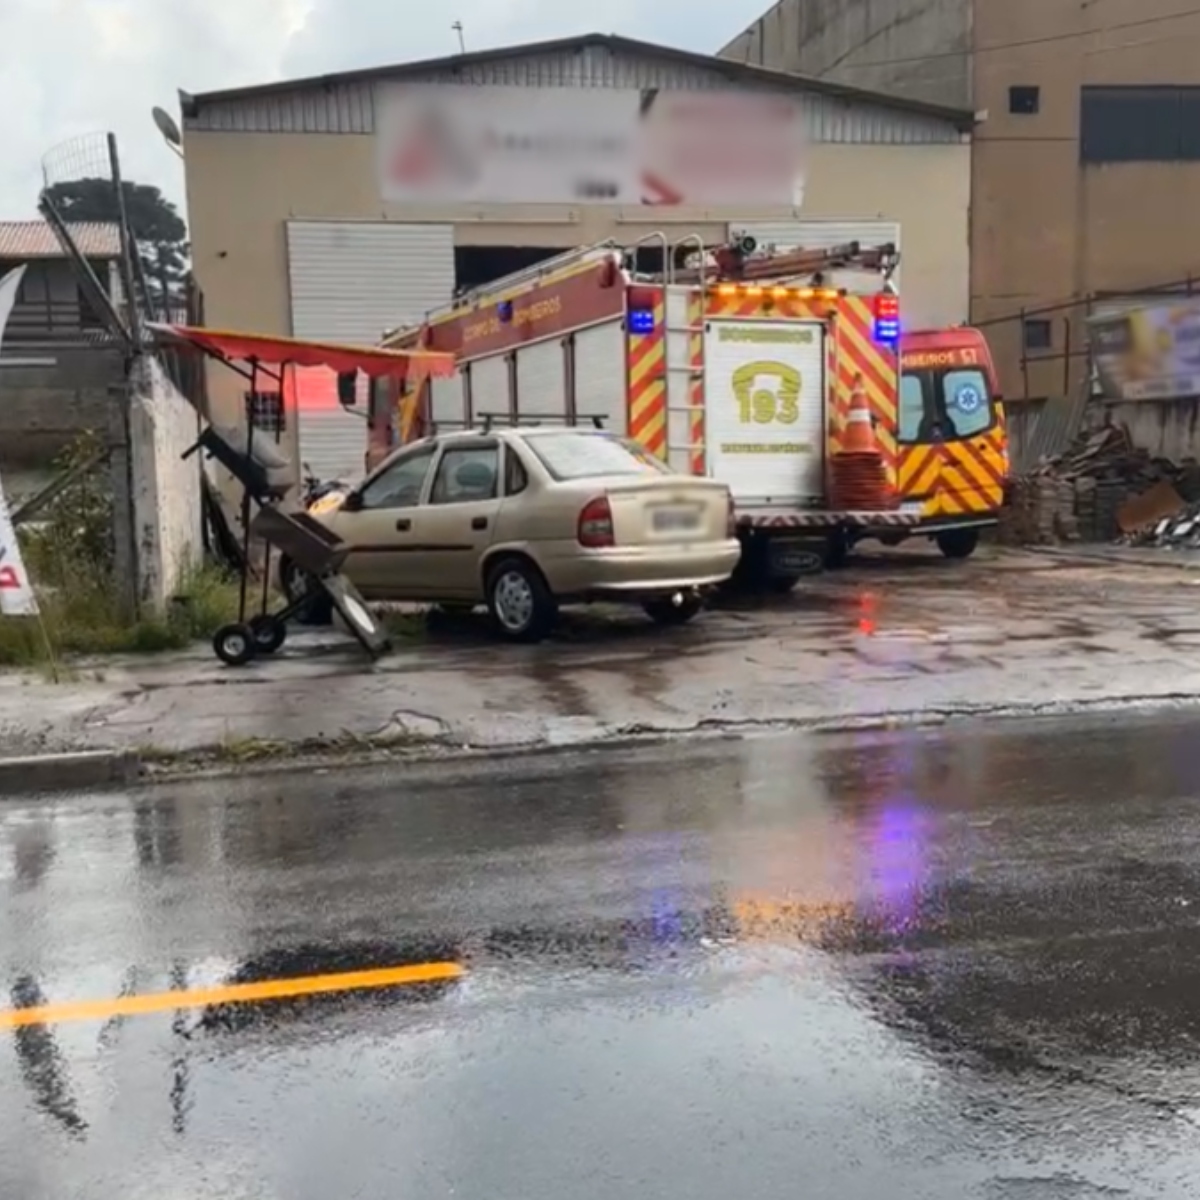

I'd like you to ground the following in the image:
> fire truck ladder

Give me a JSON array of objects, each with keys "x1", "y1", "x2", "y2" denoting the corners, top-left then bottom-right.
[
  {"x1": 670, "y1": 240, "x2": 899, "y2": 287},
  {"x1": 663, "y1": 234, "x2": 707, "y2": 473}
]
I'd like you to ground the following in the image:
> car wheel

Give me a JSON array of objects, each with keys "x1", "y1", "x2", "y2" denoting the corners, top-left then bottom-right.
[
  {"x1": 485, "y1": 558, "x2": 558, "y2": 643},
  {"x1": 936, "y1": 528, "x2": 979, "y2": 559},
  {"x1": 644, "y1": 595, "x2": 703, "y2": 625}
]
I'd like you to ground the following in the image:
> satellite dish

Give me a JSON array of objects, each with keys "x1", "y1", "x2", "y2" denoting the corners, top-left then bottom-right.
[{"x1": 151, "y1": 106, "x2": 182, "y2": 147}]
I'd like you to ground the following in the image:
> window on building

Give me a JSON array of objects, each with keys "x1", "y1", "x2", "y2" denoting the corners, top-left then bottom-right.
[
  {"x1": 247, "y1": 390, "x2": 285, "y2": 436},
  {"x1": 454, "y1": 246, "x2": 562, "y2": 291},
  {"x1": 1023, "y1": 319, "x2": 1052, "y2": 351},
  {"x1": 1080, "y1": 85, "x2": 1200, "y2": 162},
  {"x1": 1009, "y1": 86, "x2": 1039, "y2": 114}
]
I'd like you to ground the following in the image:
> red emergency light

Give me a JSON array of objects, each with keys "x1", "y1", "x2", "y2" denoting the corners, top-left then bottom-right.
[
  {"x1": 873, "y1": 292, "x2": 899, "y2": 319},
  {"x1": 872, "y1": 290, "x2": 900, "y2": 344}
]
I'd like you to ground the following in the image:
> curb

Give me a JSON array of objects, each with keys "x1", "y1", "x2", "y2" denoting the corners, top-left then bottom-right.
[
  {"x1": 0, "y1": 751, "x2": 141, "y2": 796},
  {"x1": 5, "y1": 689, "x2": 1200, "y2": 796}
]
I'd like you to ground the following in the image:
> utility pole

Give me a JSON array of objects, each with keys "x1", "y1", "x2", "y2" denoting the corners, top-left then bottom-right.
[{"x1": 452, "y1": 21, "x2": 465, "y2": 53}]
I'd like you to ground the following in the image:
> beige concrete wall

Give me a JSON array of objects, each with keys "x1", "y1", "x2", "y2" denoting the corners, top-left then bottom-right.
[
  {"x1": 184, "y1": 129, "x2": 968, "y2": 431},
  {"x1": 721, "y1": 0, "x2": 972, "y2": 111},
  {"x1": 0, "y1": 347, "x2": 125, "y2": 468},
  {"x1": 971, "y1": 0, "x2": 1200, "y2": 401},
  {"x1": 730, "y1": 0, "x2": 1200, "y2": 408}
]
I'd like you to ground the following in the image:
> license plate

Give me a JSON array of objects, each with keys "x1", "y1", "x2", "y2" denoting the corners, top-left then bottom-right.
[
  {"x1": 899, "y1": 500, "x2": 925, "y2": 514},
  {"x1": 651, "y1": 506, "x2": 702, "y2": 533}
]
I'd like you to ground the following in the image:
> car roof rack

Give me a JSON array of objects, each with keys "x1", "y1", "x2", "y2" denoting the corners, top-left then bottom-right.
[{"x1": 476, "y1": 413, "x2": 608, "y2": 432}]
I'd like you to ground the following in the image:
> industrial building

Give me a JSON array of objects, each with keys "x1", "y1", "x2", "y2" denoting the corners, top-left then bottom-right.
[
  {"x1": 721, "y1": 0, "x2": 1200, "y2": 402},
  {"x1": 178, "y1": 32, "x2": 973, "y2": 479}
]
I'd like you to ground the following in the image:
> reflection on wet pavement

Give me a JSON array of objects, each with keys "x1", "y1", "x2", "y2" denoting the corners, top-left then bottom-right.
[{"x1": 4, "y1": 715, "x2": 1200, "y2": 1196}]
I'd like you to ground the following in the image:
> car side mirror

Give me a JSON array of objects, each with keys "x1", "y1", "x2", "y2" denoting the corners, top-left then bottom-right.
[{"x1": 340, "y1": 490, "x2": 363, "y2": 512}]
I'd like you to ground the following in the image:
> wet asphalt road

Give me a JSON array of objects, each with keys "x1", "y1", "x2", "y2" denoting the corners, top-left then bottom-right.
[{"x1": 5, "y1": 718, "x2": 1200, "y2": 1197}]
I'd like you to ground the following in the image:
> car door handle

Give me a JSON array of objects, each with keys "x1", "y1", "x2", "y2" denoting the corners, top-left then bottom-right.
[
  {"x1": 471, "y1": 516, "x2": 488, "y2": 530},
  {"x1": 395, "y1": 518, "x2": 411, "y2": 531}
]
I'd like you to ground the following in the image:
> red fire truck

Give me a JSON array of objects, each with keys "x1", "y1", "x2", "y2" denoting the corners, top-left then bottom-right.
[{"x1": 369, "y1": 236, "x2": 923, "y2": 588}]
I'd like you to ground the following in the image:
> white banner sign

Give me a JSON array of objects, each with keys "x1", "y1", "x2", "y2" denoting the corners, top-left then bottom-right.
[
  {"x1": 377, "y1": 85, "x2": 806, "y2": 207},
  {"x1": 0, "y1": 264, "x2": 39, "y2": 616},
  {"x1": 0, "y1": 263, "x2": 23, "y2": 336}
]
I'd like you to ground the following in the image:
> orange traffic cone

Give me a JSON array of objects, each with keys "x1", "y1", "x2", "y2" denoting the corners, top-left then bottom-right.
[
  {"x1": 830, "y1": 375, "x2": 894, "y2": 510},
  {"x1": 841, "y1": 377, "x2": 877, "y2": 454}
]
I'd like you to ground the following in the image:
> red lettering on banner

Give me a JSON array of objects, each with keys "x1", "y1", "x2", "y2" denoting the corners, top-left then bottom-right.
[{"x1": 0, "y1": 565, "x2": 20, "y2": 589}]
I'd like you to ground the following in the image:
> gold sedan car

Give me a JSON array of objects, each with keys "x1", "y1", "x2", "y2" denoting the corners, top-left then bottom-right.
[{"x1": 303, "y1": 427, "x2": 741, "y2": 641}]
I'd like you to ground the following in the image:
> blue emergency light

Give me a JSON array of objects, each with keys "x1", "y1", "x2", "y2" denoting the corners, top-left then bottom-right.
[
  {"x1": 497, "y1": 300, "x2": 514, "y2": 322},
  {"x1": 873, "y1": 292, "x2": 899, "y2": 345},
  {"x1": 628, "y1": 307, "x2": 655, "y2": 334}
]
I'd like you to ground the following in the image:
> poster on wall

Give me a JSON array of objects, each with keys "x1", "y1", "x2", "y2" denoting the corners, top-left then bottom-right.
[
  {"x1": 0, "y1": 264, "x2": 39, "y2": 617},
  {"x1": 1089, "y1": 298, "x2": 1200, "y2": 400},
  {"x1": 376, "y1": 84, "x2": 806, "y2": 208}
]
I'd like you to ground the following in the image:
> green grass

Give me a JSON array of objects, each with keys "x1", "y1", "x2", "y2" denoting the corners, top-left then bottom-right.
[
  {"x1": 0, "y1": 432, "x2": 246, "y2": 671},
  {"x1": 0, "y1": 559, "x2": 244, "y2": 668}
]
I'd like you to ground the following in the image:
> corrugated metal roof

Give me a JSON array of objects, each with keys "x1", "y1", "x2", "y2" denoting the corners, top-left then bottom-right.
[
  {"x1": 1011, "y1": 390, "x2": 1091, "y2": 474},
  {"x1": 181, "y1": 32, "x2": 976, "y2": 130},
  {"x1": 0, "y1": 221, "x2": 121, "y2": 260}
]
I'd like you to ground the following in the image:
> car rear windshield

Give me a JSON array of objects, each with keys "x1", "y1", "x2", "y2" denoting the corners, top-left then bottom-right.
[{"x1": 524, "y1": 433, "x2": 671, "y2": 481}]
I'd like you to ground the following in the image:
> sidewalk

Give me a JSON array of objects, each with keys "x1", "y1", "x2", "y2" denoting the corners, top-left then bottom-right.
[{"x1": 4, "y1": 547, "x2": 1200, "y2": 788}]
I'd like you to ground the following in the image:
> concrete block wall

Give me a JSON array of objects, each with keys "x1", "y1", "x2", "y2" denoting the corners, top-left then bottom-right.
[{"x1": 0, "y1": 347, "x2": 125, "y2": 468}]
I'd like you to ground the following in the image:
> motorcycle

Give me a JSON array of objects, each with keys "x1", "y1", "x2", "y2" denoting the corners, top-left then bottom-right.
[
  {"x1": 301, "y1": 463, "x2": 348, "y2": 508},
  {"x1": 278, "y1": 464, "x2": 349, "y2": 625}
]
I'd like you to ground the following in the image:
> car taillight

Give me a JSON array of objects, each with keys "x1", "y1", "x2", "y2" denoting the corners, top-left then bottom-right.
[
  {"x1": 726, "y1": 491, "x2": 737, "y2": 537},
  {"x1": 578, "y1": 496, "x2": 614, "y2": 547}
]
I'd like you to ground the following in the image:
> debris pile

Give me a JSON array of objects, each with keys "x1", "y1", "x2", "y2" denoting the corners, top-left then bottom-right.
[
  {"x1": 1132, "y1": 502, "x2": 1200, "y2": 549},
  {"x1": 999, "y1": 426, "x2": 1200, "y2": 545}
]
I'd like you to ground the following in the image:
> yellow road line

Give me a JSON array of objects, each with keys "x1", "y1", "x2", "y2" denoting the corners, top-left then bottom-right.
[{"x1": 0, "y1": 962, "x2": 464, "y2": 1029}]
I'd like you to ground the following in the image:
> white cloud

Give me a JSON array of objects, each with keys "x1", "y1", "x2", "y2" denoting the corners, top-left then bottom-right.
[{"x1": 0, "y1": 1, "x2": 766, "y2": 222}]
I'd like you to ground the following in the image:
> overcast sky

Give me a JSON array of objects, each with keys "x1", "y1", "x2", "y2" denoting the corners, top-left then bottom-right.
[{"x1": 0, "y1": 0, "x2": 769, "y2": 222}]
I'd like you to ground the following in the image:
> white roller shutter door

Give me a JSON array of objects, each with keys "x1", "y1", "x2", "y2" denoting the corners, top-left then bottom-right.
[
  {"x1": 286, "y1": 221, "x2": 453, "y2": 479},
  {"x1": 467, "y1": 354, "x2": 509, "y2": 421},
  {"x1": 515, "y1": 338, "x2": 566, "y2": 419},
  {"x1": 572, "y1": 320, "x2": 627, "y2": 434}
]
